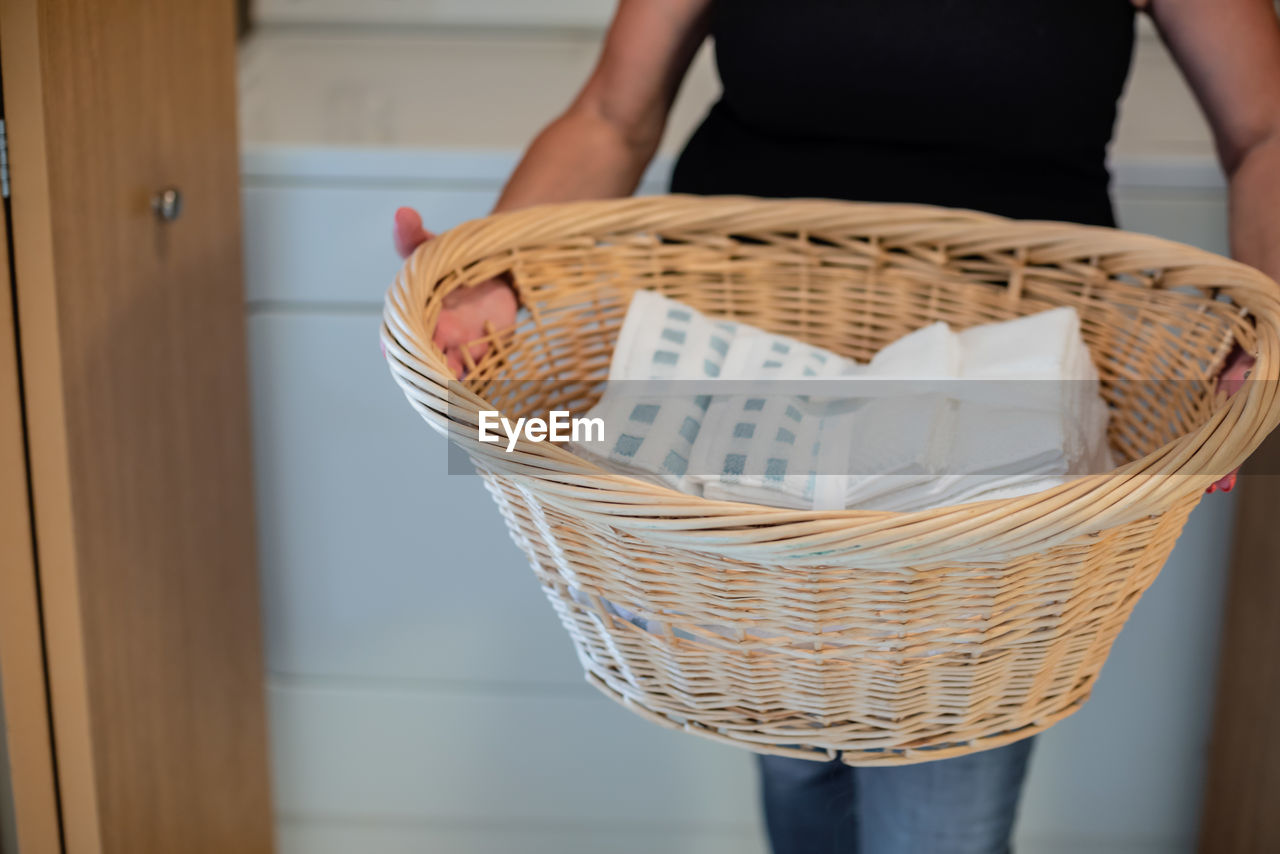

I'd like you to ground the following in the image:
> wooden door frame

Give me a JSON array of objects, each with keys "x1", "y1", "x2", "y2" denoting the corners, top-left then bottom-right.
[
  {"x1": 0, "y1": 43, "x2": 62, "y2": 845},
  {"x1": 0, "y1": 0, "x2": 104, "y2": 847},
  {"x1": 1198, "y1": 432, "x2": 1280, "y2": 851}
]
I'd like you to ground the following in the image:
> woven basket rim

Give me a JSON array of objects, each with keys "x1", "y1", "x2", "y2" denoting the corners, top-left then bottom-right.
[{"x1": 382, "y1": 195, "x2": 1280, "y2": 563}]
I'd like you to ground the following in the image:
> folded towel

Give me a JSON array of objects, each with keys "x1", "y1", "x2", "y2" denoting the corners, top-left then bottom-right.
[
  {"x1": 870, "y1": 321, "x2": 961, "y2": 379},
  {"x1": 686, "y1": 328, "x2": 860, "y2": 509},
  {"x1": 720, "y1": 327, "x2": 858, "y2": 380},
  {"x1": 829, "y1": 323, "x2": 963, "y2": 506},
  {"x1": 577, "y1": 290, "x2": 739, "y2": 489},
  {"x1": 860, "y1": 402, "x2": 1071, "y2": 513},
  {"x1": 579, "y1": 388, "x2": 711, "y2": 492},
  {"x1": 695, "y1": 396, "x2": 856, "y2": 510},
  {"x1": 608, "y1": 288, "x2": 739, "y2": 381},
  {"x1": 958, "y1": 307, "x2": 1097, "y2": 422},
  {"x1": 840, "y1": 393, "x2": 956, "y2": 506},
  {"x1": 959, "y1": 308, "x2": 1081, "y2": 382}
]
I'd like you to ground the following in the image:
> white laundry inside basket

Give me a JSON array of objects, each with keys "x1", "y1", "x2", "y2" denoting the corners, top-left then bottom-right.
[{"x1": 572, "y1": 290, "x2": 1113, "y2": 512}]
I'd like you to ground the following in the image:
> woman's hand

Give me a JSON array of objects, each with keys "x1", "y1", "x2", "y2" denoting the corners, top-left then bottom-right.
[
  {"x1": 394, "y1": 207, "x2": 518, "y2": 378},
  {"x1": 1208, "y1": 346, "x2": 1257, "y2": 493}
]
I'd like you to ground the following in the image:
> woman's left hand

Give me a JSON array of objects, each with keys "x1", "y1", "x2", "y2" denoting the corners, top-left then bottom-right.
[{"x1": 1208, "y1": 346, "x2": 1257, "y2": 493}]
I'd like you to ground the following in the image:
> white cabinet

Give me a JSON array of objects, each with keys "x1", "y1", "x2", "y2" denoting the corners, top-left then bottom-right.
[
  {"x1": 243, "y1": 186, "x2": 498, "y2": 305},
  {"x1": 247, "y1": 311, "x2": 582, "y2": 686}
]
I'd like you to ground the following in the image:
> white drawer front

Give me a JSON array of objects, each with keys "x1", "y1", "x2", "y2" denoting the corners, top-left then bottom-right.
[
  {"x1": 242, "y1": 173, "x2": 680, "y2": 307},
  {"x1": 268, "y1": 680, "x2": 762, "y2": 825},
  {"x1": 247, "y1": 312, "x2": 582, "y2": 685},
  {"x1": 243, "y1": 184, "x2": 500, "y2": 305}
]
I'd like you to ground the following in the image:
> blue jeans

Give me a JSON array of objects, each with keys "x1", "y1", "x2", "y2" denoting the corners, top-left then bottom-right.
[{"x1": 757, "y1": 737, "x2": 1034, "y2": 854}]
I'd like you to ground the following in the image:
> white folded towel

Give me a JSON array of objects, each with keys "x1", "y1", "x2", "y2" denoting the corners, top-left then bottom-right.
[
  {"x1": 720, "y1": 326, "x2": 858, "y2": 380},
  {"x1": 869, "y1": 307, "x2": 1111, "y2": 510},
  {"x1": 695, "y1": 396, "x2": 855, "y2": 510},
  {"x1": 957, "y1": 307, "x2": 1097, "y2": 430},
  {"x1": 840, "y1": 393, "x2": 957, "y2": 507},
  {"x1": 956, "y1": 307, "x2": 1106, "y2": 472},
  {"x1": 580, "y1": 389, "x2": 711, "y2": 492},
  {"x1": 578, "y1": 290, "x2": 738, "y2": 490},
  {"x1": 834, "y1": 322, "x2": 962, "y2": 506},
  {"x1": 870, "y1": 321, "x2": 961, "y2": 379},
  {"x1": 607, "y1": 288, "x2": 738, "y2": 382},
  {"x1": 686, "y1": 327, "x2": 859, "y2": 509}
]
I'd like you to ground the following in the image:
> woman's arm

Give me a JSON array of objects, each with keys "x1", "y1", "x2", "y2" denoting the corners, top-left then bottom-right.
[
  {"x1": 1148, "y1": 0, "x2": 1280, "y2": 281},
  {"x1": 398, "y1": 0, "x2": 712, "y2": 375},
  {"x1": 494, "y1": 0, "x2": 713, "y2": 211},
  {"x1": 1148, "y1": 0, "x2": 1280, "y2": 489}
]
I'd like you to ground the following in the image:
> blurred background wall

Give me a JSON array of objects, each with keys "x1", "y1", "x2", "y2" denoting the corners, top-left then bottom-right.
[{"x1": 237, "y1": 3, "x2": 1238, "y2": 852}]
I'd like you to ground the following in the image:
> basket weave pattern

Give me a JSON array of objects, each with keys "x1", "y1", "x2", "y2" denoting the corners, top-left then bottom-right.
[{"x1": 383, "y1": 197, "x2": 1280, "y2": 764}]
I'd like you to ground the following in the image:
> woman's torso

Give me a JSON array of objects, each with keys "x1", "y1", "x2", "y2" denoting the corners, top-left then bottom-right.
[{"x1": 670, "y1": 0, "x2": 1136, "y2": 226}]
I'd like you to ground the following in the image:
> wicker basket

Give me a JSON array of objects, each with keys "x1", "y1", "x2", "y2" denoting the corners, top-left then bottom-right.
[{"x1": 382, "y1": 196, "x2": 1280, "y2": 765}]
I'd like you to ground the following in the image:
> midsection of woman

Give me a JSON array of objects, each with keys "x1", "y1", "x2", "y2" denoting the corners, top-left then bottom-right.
[{"x1": 672, "y1": 0, "x2": 1136, "y2": 226}]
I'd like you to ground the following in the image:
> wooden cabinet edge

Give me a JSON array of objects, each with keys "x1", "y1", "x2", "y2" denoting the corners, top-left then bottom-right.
[
  {"x1": 0, "y1": 84, "x2": 62, "y2": 854},
  {"x1": 0, "y1": 0, "x2": 106, "y2": 850}
]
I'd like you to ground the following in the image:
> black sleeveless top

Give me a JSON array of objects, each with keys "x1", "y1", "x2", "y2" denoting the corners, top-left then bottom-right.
[{"x1": 670, "y1": 1, "x2": 1136, "y2": 227}]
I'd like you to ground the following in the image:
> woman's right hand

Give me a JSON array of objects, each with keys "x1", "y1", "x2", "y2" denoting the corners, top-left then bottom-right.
[{"x1": 394, "y1": 207, "x2": 519, "y2": 378}]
